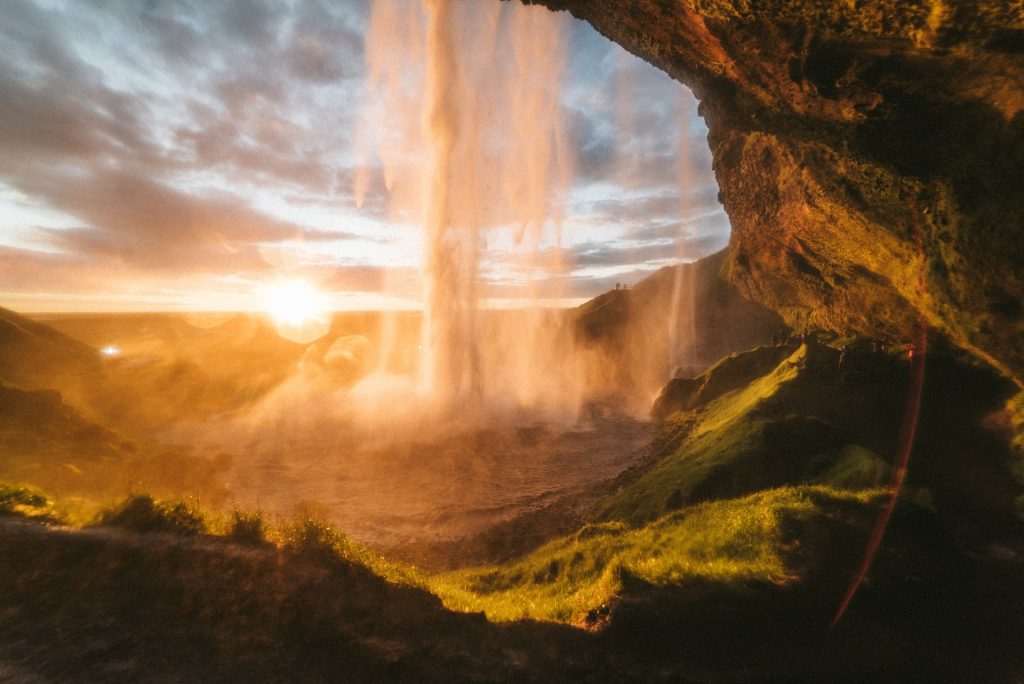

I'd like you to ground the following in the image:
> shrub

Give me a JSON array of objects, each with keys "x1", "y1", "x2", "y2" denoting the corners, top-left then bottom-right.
[
  {"x1": 0, "y1": 483, "x2": 48, "y2": 512},
  {"x1": 228, "y1": 509, "x2": 267, "y2": 546},
  {"x1": 282, "y1": 516, "x2": 345, "y2": 560},
  {"x1": 98, "y1": 494, "x2": 207, "y2": 536}
]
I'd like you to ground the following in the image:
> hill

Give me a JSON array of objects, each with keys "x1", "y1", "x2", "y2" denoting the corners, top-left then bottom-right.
[
  {"x1": 0, "y1": 306, "x2": 103, "y2": 397},
  {"x1": 0, "y1": 310, "x2": 237, "y2": 504},
  {"x1": 572, "y1": 249, "x2": 785, "y2": 405}
]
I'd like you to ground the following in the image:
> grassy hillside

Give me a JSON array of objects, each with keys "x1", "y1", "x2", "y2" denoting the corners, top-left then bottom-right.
[
  {"x1": 595, "y1": 334, "x2": 1022, "y2": 533},
  {"x1": 430, "y1": 485, "x2": 884, "y2": 624},
  {"x1": 4, "y1": 476, "x2": 1022, "y2": 681}
]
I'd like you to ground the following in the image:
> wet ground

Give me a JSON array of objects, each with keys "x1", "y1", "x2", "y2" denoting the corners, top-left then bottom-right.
[{"x1": 225, "y1": 413, "x2": 654, "y2": 550}]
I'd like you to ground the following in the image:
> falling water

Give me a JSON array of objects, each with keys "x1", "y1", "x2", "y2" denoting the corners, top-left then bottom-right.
[
  {"x1": 667, "y1": 90, "x2": 699, "y2": 378},
  {"x1": 359, "y1": 0, "x2": 573, "y2": 413}
]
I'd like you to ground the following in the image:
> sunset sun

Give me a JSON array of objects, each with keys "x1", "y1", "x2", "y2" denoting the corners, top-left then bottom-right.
[{"x1": 261, "y1": 279, "x2": 331, "y2": 342}]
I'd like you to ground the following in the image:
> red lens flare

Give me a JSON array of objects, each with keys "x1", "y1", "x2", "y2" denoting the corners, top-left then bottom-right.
[{"x1": 831, "y1": 198, "x2": 929, "y2": 627}]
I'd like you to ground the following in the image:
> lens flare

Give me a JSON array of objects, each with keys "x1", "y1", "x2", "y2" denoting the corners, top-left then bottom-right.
[{"x1": 262, "y1": 279, "x2": 331, "y2": 343}]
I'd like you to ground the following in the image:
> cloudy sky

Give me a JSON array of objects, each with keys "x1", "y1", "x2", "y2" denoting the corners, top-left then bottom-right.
[{"x1": 0, "y1": 0, "x2": 728, "y2": 312}]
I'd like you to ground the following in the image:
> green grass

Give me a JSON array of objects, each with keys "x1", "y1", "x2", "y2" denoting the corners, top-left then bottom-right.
[
  {"x1": 428, "y1": 485, "x2": 884, "y2": 625},
  {"x1": 817, "y1": 444, "x2": 892, "y2": 490},
  {"x1": 270, "y1": 515, "x2": 424, "y2": 586},
  {"x1": 596, "y1": 347, "x2": 805, "y2": 526}
]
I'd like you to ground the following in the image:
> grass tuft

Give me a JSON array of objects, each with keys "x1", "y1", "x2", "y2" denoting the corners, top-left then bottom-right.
[
  {"x1": 228, "y1": 508, "x2": 267, "y2": 546},
  {"x1": 98, "y1": 494, "x2": 207, "y2": 536},
  {"x1": 0, "y1": 482, "x2": 60, "y2": 522},
  {"x1": 282, "y1": 516, "x2": 344, "y2": 559},
  {"x1": 0, "y1": 483, "x2": 48, "y2": 511}
]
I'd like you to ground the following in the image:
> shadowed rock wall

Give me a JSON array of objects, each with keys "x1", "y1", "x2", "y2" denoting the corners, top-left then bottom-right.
[{"x1": 530, "y1": 0, "x2": 1024, "y2": 382}]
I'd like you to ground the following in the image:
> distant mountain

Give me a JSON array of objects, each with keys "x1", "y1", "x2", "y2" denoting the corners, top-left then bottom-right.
[
  {"x1": 0, "y1": 308, "x2": 233, "y2": 500},
  {"x1": 11, "y1": 311, "x2": 309, "y2": 435},
  {"x1": 0, "y1": 380, "x2": 229, "y2": 501},
  {"x1": 0, "y1": 306, "x2": 102, "y2": 392}
]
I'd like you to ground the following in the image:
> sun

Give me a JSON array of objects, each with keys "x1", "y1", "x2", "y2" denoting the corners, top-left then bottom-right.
[{"x1": 261, "y1": 279, "x2": 331, "y2": 342}]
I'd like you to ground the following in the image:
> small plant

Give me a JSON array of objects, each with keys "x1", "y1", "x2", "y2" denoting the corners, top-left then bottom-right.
[
  {"x1": 98, "y1": 494, "x2": 207, "y2": 536},
  {"x1": 282, "y1": 516, "x2": 345, "y2": 560},
  {"x1": 228, "y1": 508, "x2": 266, "y2": 546},
  {"x1": 0, "y1": 483, "x2": 53, "y2": 520},
  {"x1": 0, "y1": 483, "x2": 48, "y2": 512}
]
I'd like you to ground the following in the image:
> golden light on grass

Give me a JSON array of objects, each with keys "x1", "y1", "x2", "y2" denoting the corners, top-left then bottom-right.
[{"x1": 261, "y1": 279, "x2": 331, "y2": 343}]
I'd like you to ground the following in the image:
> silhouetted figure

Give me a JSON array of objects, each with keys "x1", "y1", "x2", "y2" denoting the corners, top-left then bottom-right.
[
  {"x1": 904, "y1": 342, "x2": 915, "y2": 361},
  {"x1": 800, "y1": 327, "x2": 809, "y2": 346},
  {"x1": 838, "y1": 345, "x2": 848, "y2": 375},
  {"x1": 615, "y1": 282, "x2": 620, "y2": 291}
]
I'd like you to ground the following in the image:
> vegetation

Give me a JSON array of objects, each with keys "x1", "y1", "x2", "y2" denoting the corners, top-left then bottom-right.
[
  {"x1": 279, "y1": 515, "x2": 424, "y2": 586},
  {"x1": 429, "y1": 485, "x2": 883, "y2": 624},
  {"x1": 97, "y1": 493, "x2": 207, "y2": 536},
  {"x1": 228, "y1": 508, "x2": 267, "y2": 546},
  {"x1": 0, "y1": 482, "x2": 57, "y2": 521},
  {"x1": 593, "y1": 336, "x2": 948, "y2": 527},
  {"x1": 596, "y1": 345, "x2": 807, "y2": 525}
]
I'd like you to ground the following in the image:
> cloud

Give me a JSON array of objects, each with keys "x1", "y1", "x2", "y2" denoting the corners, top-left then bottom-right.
[{"x1": 0, "y1": 0, "x2": 728, "y2": 310}]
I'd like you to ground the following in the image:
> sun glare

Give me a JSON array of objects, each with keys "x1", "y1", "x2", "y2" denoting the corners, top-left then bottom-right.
[
  {"x1": 263, "y1": 279, "x2": 327, "y2": 327},
  {"x1": 261, "y1": 279, "x2": 332, "y2": 343}
]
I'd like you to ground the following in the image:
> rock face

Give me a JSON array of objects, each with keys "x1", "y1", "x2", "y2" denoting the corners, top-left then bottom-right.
[{"x1": 532, "y1": 0, "x2": 1024, "y2": 383}]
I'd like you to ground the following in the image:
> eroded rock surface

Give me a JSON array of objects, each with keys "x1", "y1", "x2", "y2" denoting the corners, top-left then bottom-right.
[{"x1": 532, "y1": 0, "x2": 1024, "y2": 381}]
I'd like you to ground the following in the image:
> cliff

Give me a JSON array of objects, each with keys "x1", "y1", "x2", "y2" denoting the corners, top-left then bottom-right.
[{"x1": 532, "y1": 0, "x2": 1024, "y2": 382}]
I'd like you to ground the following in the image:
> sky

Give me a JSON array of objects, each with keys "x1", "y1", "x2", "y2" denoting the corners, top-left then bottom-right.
[{"x1": 0, "y1": 0, "x2": 729, "y2": 312}]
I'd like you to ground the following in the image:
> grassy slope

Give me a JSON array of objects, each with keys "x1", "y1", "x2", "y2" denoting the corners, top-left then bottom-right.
[
  {"x1": 424, "y1": 341, "x2": 893, "y2": 625},
  {"x1": 428, "y1": 334, "x2": 1024, "y2": 637},
  {"x1": 598, "y1": 342, "x2": 897, "y2": 526},
  {"x1": 605, "y1": 346, "x2": 807, "y2": 525},
  {"x1": 430, "y1": 485, "x2": 883, "y2": 624}
]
